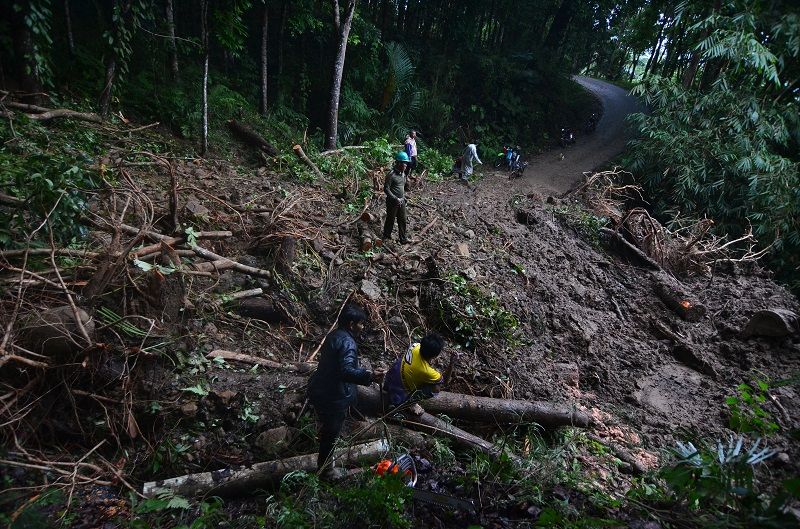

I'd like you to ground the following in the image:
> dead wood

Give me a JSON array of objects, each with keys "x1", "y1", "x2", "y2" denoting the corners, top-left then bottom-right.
[
  {"x1": 292, "y1": 144, "x2": 324, "y2": 179},
  {"x1": 190, "y1": 245, "x2": 272, "y2": 278},
  {"x1": 226, "y1": 119, "x2": 278, "y2": 156},
  {"x1": 356, "y1": 387, "x2": 521, "y2": 463},
  {"x1": 0, "y1": 248, "x2": 100, "y2": 260},
  {"x1": 599, "y1": 228, "x2": 661, "y2": 271},
  {"x1": 418, "y1": 390, "x2": 590, "y2": 428},
  {"x1": 0, "y1": 192, "x2": 24, "y2": 206},
  {"x1": 4, "y1": 102, "x2": 103, "y2": 123},
  {"x1": 142, "y1": 439, "x2": 388, "y2": 498},
  {"x1": 206, "y1": 350, "x2": 316, "y2": 373},
  {"x1": 652, "y1": 273, "x2": 706, "y2": 322},
  {"x1": 319, "y1": 145, "x2": 368, "y2": 156}
]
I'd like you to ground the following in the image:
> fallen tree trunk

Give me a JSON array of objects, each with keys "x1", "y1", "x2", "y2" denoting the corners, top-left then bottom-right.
[
  {"x1": 419, "y1": 390, "x2": 591, "y2": 428},
  {"x1": 226, "y1": 119, "x2": 278, "y2": 156},
  {"x1": 292, "y1": 144, "x2": 324, "y2": 179},
  {"x1": 142, "y1": 439, "x2": 388, "y2": 498},
  {"x1": 652, "y1": 273, "x2": 706, "y2": 322},
  {"x1": 599, "y1": 228, "x2": 661, "y2": 271},
  {"x1": 0, "y1": 192, "x2": 24, "y2": 206},
  {"x1": 3, "y1": 101, "x2": 103, "y2": 123},
  {"x1": 357, "y1": 386, "x2": 521, "y2": 464}
]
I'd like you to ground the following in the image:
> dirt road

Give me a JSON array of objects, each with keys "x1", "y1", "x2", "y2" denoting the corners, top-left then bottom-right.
[{"x1": 462, "y1": 76, "x2": 641, "y2": 198}]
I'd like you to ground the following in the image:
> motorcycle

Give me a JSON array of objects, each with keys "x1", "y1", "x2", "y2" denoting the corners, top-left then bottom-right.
[
  {"x1": 559, "y1": 128, "x2": 576, "y2": 148},
  {"x1": 494, "y1": 145, "x2": 510, "y2": 169}
]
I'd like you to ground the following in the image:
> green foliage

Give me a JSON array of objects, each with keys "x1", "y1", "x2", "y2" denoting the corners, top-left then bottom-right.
[
  {"x1": 0, "y1": 118, "x2": 100, "y2": 247},
  {"x1": 625, "y1": 7, "x2": 800, "y2": 289},
  {"x1": 634, "y1": 436, "x2": 798, "y2": 528},
  {"x1": 335, "y1": 473, "x2": 413, "y2": 529},
  {"x1": 15, "y1": 0, "x2": 53, "y2": 87},
  {"x1": 438, "y1": 273, "x2": 521, "y2": 351},
  {"x1": 550, "y1": 203, "x2": 608, "y2": 246},
  {"x1": 131, "y1": 492, "x2": 228, "y2": 529},
  {"x1": 726, "y1": 379, "x2": 780, "y2": 436}
]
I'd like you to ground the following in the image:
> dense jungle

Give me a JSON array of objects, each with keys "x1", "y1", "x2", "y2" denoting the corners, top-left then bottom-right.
[{"x1": 0, "y1": 0, "x2": 799, "y2": 528}]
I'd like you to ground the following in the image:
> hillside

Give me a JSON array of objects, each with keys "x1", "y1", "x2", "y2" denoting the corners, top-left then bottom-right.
[{"x1": 1, "y1": 87, "x2": 798, "y2": 527}]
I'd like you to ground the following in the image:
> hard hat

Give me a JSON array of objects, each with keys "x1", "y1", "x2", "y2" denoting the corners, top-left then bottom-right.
[{"x1": 395, "y1": 151, "x2": 410, "y2": 162}]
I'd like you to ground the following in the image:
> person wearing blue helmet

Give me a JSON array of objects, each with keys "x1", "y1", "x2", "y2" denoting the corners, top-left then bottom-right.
[{"x1": 383, "y1": 152, "x2": 410, "y2": 244}]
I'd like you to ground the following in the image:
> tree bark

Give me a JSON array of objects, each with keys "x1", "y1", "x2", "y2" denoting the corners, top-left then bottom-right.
[
  {"x1": 200, "y1": 0, "x2": 209, "y2": 156},
  {"x1": 65, "y1": 0, "x2": 76, "y2": 56},
  {"x1": 543, "y1": 0, "x2": 577, "y2": 56},
  {"x1": 260, "y1": 4, "x2": 269, "y2": 115},
  {"x1": 165, "y1": 0, "x2": 180, "y2": 81},
  {"x1": 324, "y1": 0, "x2": 357, "y2": 150},
  {"x1": 681, "y1": 0, "x2": 721, "y2": 89},
  {"x1": 227, "y1": 119, "x2": 279, "y2": 155},
  {"x1": 142, "y1": 440, "x2": 389, "y2": 498},
  {"x1": 356, "y1": 386, "x2": 522, "y2": 464},
  {"x1": 8, "y1": 3, "x2": 43, "y2": 96}
]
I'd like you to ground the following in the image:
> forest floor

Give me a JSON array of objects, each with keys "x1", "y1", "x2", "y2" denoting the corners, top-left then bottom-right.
[{"x1": 2, "y1": 79, "x2": 799, "y2": 528}]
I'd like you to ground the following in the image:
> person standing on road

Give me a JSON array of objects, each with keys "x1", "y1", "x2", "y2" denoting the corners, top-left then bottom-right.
[
  {"x1": 383, "y1": 152, "x2": 409, "y2": 244},
  {"x1": 460, "y1": 142, "x2": 482, "y2": 182},
  {"x1": 404, "y1": 130, "x2": 418, "y2": 178},
  {"x1": 307, "y1": 305, "x2": 385, "y2": 474}
]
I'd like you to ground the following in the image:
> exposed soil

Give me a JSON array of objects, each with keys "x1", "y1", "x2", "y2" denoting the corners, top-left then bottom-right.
[{"x1": 3, "y1": 78, "x2": 798, "y2": 527}]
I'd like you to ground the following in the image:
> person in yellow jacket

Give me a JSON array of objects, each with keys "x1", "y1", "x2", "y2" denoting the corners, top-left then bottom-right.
[{"x1": 383, "y1": 333, "x2": 457, "y2": 406}]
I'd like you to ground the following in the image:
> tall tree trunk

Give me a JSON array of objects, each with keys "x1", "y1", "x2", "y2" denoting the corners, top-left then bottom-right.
[
  {"x1": 324, "y1": 0, "x2": 357, "y2": 151},
  {"x1": 165, "y1": 0, "x2": 180, "y2": 81},
  {"x1": 99, "y1": 0, "x2": 133, "y2": 116},
  {"x1": 543, "y1": 0, "x2": 577, "y2": 59},
  {"x1": 276, "y1": 1, "x2": 287, "y2": 102},
  {"x1": 65, "y1": 0, "x2": 76, "y2": 55},
  {"x1": 8, "y1": 3, "x2": 43, "y2": 96},
  {"x1": 682, "y1": 0, "x2": 721, "y2": 89},
  {"x1": 201, "y1": 0, "x2": 209, "y2": 156},
  {"x1": 260, "y1": 4, "x2": 269, "y2": 115}
]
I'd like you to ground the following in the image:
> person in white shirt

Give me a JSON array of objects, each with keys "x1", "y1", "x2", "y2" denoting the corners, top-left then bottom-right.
[
  {"x1": 460, "y1": 142, "x2": 482, "y2": 182},
  {"x1": 404, "y1": 130, "x2": 418, "y2": 177}
]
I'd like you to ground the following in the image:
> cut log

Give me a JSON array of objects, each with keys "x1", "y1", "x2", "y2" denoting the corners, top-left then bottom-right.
[
  {"x1": 356, "y1": 387, "x2": 521, "y2": 464},
  {"x1": 653, "y1": 274, "x2": 706, "y2": 322},
  {"x1": 142, "y1": 439, "x2": 388, "y2": 498},
  {"x1": 292, "y1": 144, "x2": 324, "y2": 179},
  {"x1": 358, "y1": 386, "x2": 588, "y2": 429},
  {"x1": 226, "y1": 119, "x2": 278, "y2": 156},
  {"x1": 361, "y1": 237, "x2": 373, "y2": 252},
  {"x1": 742, "y1": 309, "x2": 799, "y2": 338},
  {"x1": 599, "y1": 228, "x2": 661, "y2": 271}
]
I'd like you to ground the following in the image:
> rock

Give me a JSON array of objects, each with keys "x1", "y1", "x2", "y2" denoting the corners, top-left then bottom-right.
[
  {"x1": 212, "y1": 389, "x2": 238, "y2": 405},
  {"x1": 180, "y1": 402, "x2": 199, "y2": 417},
  {"x1": 359, "y1": 279, "x2": 382, "y2": 301},
  {"x1": 203, "y1": 322, "x2": 220, "y2": 337},
  {"x1": 238, "y1": 298, "x2": 285, "y2": 323},
  {"x1": 23, "y1": 305, "x2": 95, "y2": 357},
  {"x1": 775, "y1": 452, "x2": 790, "y2": 466},
  {"x1": 456, "y1": 242, "x2": 470, "y2": 258},
  {"x1": 742, "y1": 309, "x2": 799, "y2": 338},
  {"x1": 462, "y1": 266, "x2": 478, "y2": 281},
  {"x1": 184, "y1": 198, "x2": 210, "y2": 222},
  {"x1": 254, "y1": 425, "x2": 295, "y2": 455},
  {"x1": 238, "y1": 254, "x2": 262, "y2": 268},
  {"x1": 464, "y1": 229, "x2": 475, "y2": 239}
]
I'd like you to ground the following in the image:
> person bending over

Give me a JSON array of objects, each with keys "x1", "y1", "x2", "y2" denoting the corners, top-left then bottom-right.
[{"x1": 384, "y1": 333, "x2": 457, "y2": 406}]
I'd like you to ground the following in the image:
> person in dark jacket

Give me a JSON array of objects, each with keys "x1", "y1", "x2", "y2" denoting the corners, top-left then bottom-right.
[{"x1": 307, "y1": 305, "x2": 384, "y2": 472}]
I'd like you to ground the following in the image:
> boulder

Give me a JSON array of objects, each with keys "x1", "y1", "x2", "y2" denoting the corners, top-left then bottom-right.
[
  {"x1": 359, "y1": 279, "x2": 382, "y2": 301},
  {"x1": 742, "y1": 309, "x2": 799, "y2": 338},
  {"x1": 254, "y1": 426, "x2": 295, "y2": 456},
  {"x1": 23, "y1": 305, "x2": 95, "y2": 357}
]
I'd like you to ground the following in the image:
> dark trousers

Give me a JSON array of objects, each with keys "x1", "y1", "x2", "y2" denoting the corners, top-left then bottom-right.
[
  {"x1": 405, "y1": 156, "x2": 418, "y2": 176},
  {"x1": 383, "y1": 199, "x2": 407, "y2": 241},
  {"x1": 314, "y1": 405, "x2": 348, "y2": 470}
]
